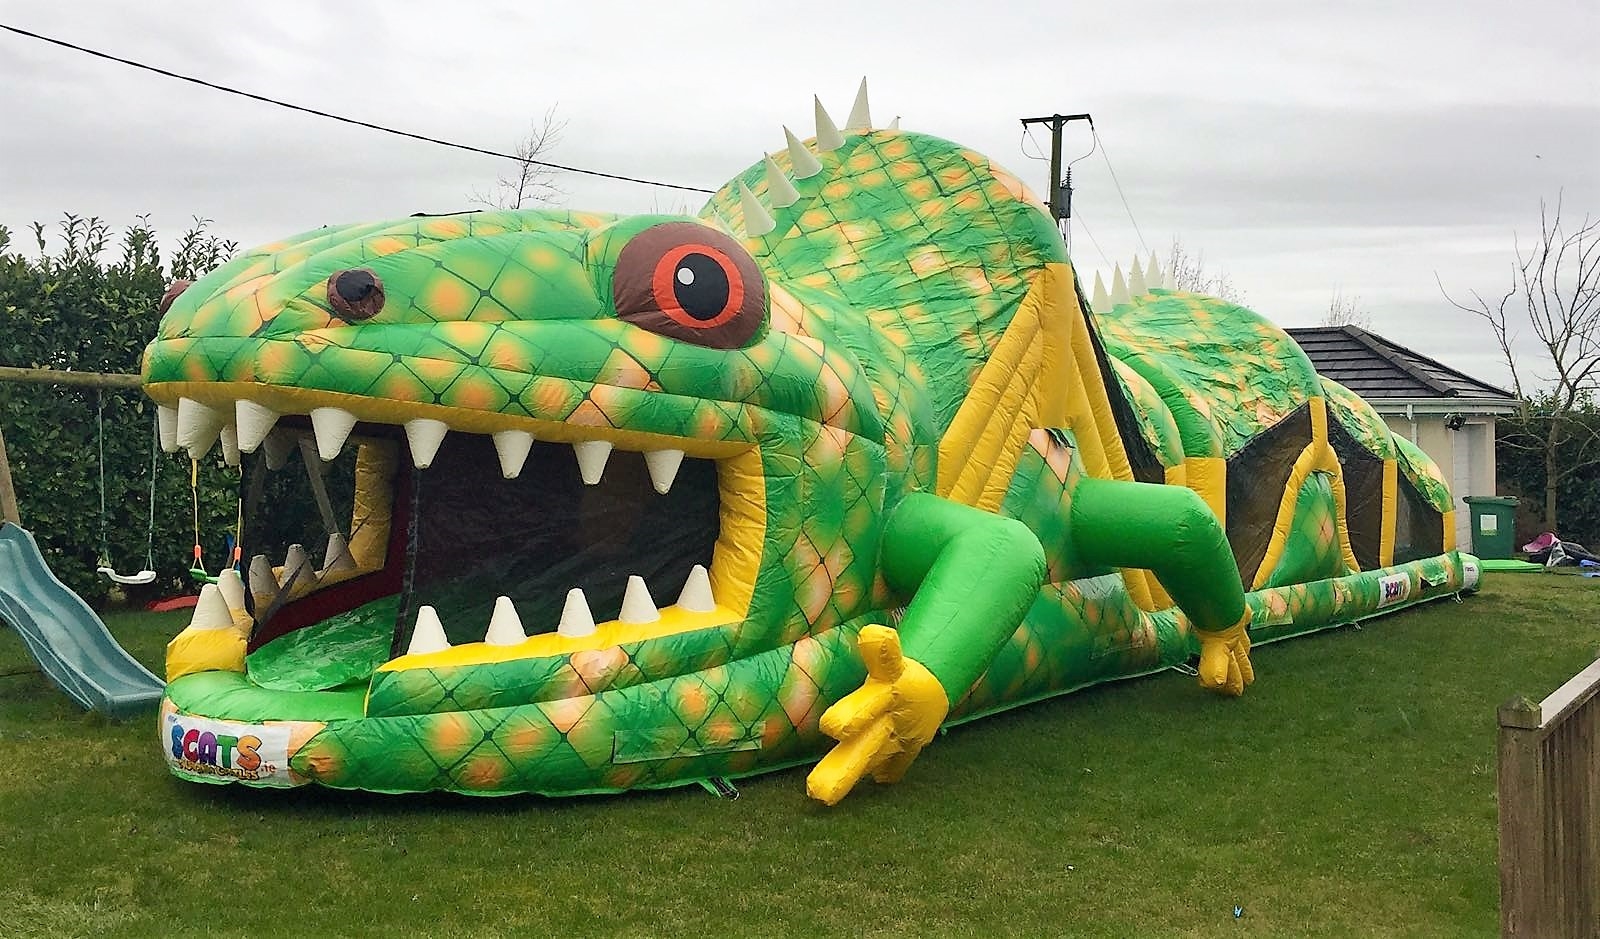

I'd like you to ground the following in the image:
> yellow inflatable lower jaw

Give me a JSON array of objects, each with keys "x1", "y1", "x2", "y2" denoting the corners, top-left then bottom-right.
[{"x1": 377, "y1": 604, "x2": 741, "y2": 672}]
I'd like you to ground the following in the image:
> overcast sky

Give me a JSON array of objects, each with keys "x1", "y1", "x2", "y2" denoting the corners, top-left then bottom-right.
[{"x1": 3, "y1": 1, "x2": 1596, "y2": 387}]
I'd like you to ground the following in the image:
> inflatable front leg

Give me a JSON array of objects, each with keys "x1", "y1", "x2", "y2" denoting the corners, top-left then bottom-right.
[
  {"x1": 1070, "y1": 477, "x2": 1255, "y2": 695},
  {"x1": 807, "y1": 493, "x2": 1047, "y2": 805}
]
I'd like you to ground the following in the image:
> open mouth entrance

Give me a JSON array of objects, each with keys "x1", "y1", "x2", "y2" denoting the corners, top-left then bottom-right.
[{"x1": 238, "y1": 421, "x2": 722, "y2": 685}]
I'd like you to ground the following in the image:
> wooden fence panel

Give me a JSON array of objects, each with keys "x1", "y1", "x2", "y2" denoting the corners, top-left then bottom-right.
[{"x1": 1500, "y1": 657, "x2": 1600, "y2": 938}]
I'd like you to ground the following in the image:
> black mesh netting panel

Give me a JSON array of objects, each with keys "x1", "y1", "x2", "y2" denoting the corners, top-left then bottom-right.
[
  {"x1": 1326, "y1": 418, "x2": 1385, "y2": 570},
  {"x1": 1393, "y1": 473, "x2": 1444, "y2": 564},
  {"x1": 403, "y1": 433, "x2": 721, "y2": 647},
  {"x1": 1225, "y1": 402, "x2": 1313, "y2": 586}
]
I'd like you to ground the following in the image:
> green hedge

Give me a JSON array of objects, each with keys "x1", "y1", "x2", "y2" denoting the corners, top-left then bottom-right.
[{"x1": 0, "y1": 217, "x2": 240, "y2": 606}]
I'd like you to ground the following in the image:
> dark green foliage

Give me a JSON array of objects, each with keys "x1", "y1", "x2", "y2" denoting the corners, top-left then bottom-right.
[
  {"x1": 1496, "y1": 408, "x2": 1600, "y2": 548},
  {"x1": 0, "y1": 216, "x2": 239, "y2": 605}
]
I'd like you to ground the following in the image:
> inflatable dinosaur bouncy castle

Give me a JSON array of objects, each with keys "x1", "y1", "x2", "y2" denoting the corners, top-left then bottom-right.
[{"x1": 146, "y1": 85, "x2": 1479, "y2": 802}]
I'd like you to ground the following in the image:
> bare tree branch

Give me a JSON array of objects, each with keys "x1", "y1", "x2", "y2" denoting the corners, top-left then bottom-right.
[
  {"x1": 469, "y1": 106, "x2": 567, "y2": 210},
  {"x1": 1444, "y1": 193, "x2": 1600, "y2": 529}
]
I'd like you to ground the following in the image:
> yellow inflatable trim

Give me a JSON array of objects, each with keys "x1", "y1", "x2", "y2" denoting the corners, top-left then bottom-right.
[{"x1": 379, "y1": 603, "x2": 743, "y2": 672}]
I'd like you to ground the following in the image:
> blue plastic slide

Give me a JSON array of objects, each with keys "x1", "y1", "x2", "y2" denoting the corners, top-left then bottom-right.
[{"x1": 0, "y1": 522, "x2": 163, "y2": 717}]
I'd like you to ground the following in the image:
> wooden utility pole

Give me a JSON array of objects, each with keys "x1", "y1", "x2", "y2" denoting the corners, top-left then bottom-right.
[{"x1": 1019, "y1": 113, "x2": 1093, "y2": 221}]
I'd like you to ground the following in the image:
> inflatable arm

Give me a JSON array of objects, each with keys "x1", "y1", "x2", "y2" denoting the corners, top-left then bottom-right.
[
  {"x1": 1070, "y1": 477, "x2": 1254, "y2": 695},
  {"x1": 806, "y1": 493, "x2": 1046, "y2": 804}
]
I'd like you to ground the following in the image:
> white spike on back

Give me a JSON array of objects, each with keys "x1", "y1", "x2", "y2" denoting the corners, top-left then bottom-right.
[
  {"x1": 188, "y1": 583, "x2": 234, "y2": 631},
  {"x1": 403, "y1": 418, "x2": 449, "y2": 469},
  {"x1": 1147, "y1": 251, "x2": 1165, "y2": 289},
  {"x1": 407, "y1": 605, "x2": 451, "y2": 655},
  {"x1": 619, "y1": 575, "x2": 660, "y2": 624},
  {"x1": 1091, "y1": 271, "x2": 1109, "y2": 310},
  {"x1": 888, "y1": 116, "x2": 901, "y2": 131},
  {"x1": 1109, "y1": 264, "x2": 1129, "y2": 307},
  {"x1": 737, "y1": 181, "x2": 776, "y2": 238},
  {"x1": 1128, "y1": 256, "x2": 1148, "y2": 296},
  {"x1": 813, "y1": 96, "x2": 844, "y2": 151},
  {"x1": 176, "y1": 397, "x2": 226, "y2": 459},
  {"x1": 677, "y1": 564, "x2": 716, "y2": 613},
  {"x1": 763, "y1": 155, "x2": 800, "y2": 209},
  {"x1": 558, "y1": 588, "x2": 597, "y2": 638},
  {"x1": 783, "y1": 126, "x2": 823, "y2": 179},
  {"x1": 309, "y1": 407, "x2": 357, "y2": 461},
  {"x1": 644, "y1": 449, "x2": 685, "y2": 495},
  {"x1": 492, "y1": 430, "x2": 534, "y2": 479},
  {"x1": 485, "y1": 596, "x2": 527, "y2": 646},
  {"x1": 234, "y1": 400, "x2": 279, "y2": 453},
  {"x1": 216, "y1": 568, "x2": 247, "y2": 616},
  {"x1": 157, "y1": 404, "x2": 179, "y2": 453},
  {"x1": 845, "y1": 77, "x2": 871, "y2": 131}
]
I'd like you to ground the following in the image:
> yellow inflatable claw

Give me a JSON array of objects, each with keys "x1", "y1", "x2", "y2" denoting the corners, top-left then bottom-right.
[
  {"x1": 806, "y1": 625, "x2": 949, "y2": 805},
  {"x1": 1194, "y1": 616, "x2": 1255, "y2": 697}
]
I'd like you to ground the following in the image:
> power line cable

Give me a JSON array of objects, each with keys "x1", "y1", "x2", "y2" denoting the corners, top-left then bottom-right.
[
  {"x1": 1090, "y1": 126, "x2": 1149, "y2": 254},
  {"x1": 1072, "y1": 212, "x2": 1115, "y2": 271},
  {"x1": 0, "y1": 22, "x2": 716, "y2": 194}
]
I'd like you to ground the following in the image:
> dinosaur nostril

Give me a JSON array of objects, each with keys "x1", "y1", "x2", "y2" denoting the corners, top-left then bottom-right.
[
  {"x1": 158, "y1": 279, "x2": 192, "y2": 314},
  {"x1": 327, "y1": 268, "x2": 385, "y2": 321}
]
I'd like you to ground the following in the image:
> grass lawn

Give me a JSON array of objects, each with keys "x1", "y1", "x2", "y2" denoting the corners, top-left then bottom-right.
[{"x1": 1, "y1": 573, "x2": 1596, "y2": 938}]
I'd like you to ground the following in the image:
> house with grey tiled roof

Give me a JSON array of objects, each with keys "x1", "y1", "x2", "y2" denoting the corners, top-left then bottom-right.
[{"x1": 1286, "y1": 325, "x2": 1519, "y2": 549}]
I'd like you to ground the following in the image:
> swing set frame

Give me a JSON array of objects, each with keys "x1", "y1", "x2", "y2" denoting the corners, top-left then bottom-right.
[{"x1": 0, "y1": 364, "x2": 237, "y2": 585}]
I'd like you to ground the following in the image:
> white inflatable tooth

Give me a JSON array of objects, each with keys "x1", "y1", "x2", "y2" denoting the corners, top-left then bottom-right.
[
  {"x1": 484, "y1": 595, "x2": 527, "y2": 646},
  {"x1": 157, "y1": 404, "x2": 179, "y2": 453},
  {"x1": 309, "y1": 407, "x2": 357, "y2": 461},
  {"x1": 407, "y1": 606, "x2": 451, "y2": 655},
  {"x1": 216, "y1": 568, "x2": 247, "y2": 615},
  {"x1": 234, "y1": 400, "x2": 280, "y2": 453},
  {"x1": 248, "y1": 554, "x2": 280, "y2": 602},
  {"x1": 188, "y1": 584, "x2": 233, "y2": 631},
  {"x1": 279, "y1": 543, "x2": 312, "y2": 589},
  {"x1": 492, "y1": 430, "x2": 535, "y2": 479},
  {"x1": 219, "y1": 424, "x2": 241, "y2": 467},
  {"x1": 572, "y1": 440, "x2": 613, "y2": 485},
  {"x1": 619, "y1": 575, "x2": 660, "y2": 625},
  {"x1": 677, "y1": 564, "x2": 716, "y2": 613},
  {"x1": 644, "y1": 449, "x2": 685, "y2": 495},
  {"x1": 783, "y1": 126, "x2": 823, "y2": 179},
  {"x1": 557, "y1": 588, "x2": 597, "y2": 638},
  {"x1": 403, "y1": 418, "x2": 449, "y2": 469},
  {"x1": 176, "y1": 397, "x2": 226, "y2": 459},
  {"x1": 262, "y1": 428, "x2": 297, "y2": 471},
  {"x1": 322, "y1": 532, "x2": 356, "y2": 573}
]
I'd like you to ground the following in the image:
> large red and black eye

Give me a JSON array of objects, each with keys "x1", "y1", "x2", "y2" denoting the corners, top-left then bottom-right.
[{"x1": 613, "y1": 222, "x2": 764, "y2": 348}]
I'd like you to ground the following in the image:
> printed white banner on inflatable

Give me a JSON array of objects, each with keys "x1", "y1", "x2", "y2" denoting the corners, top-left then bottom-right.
[{"x1": 163, "y1": 711, "x2": 294, "y2": 787}]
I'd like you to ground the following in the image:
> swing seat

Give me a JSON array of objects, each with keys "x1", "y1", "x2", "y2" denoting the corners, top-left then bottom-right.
[{"x1": 98, "y1": 566, "x2": 157, "y2": 586}]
